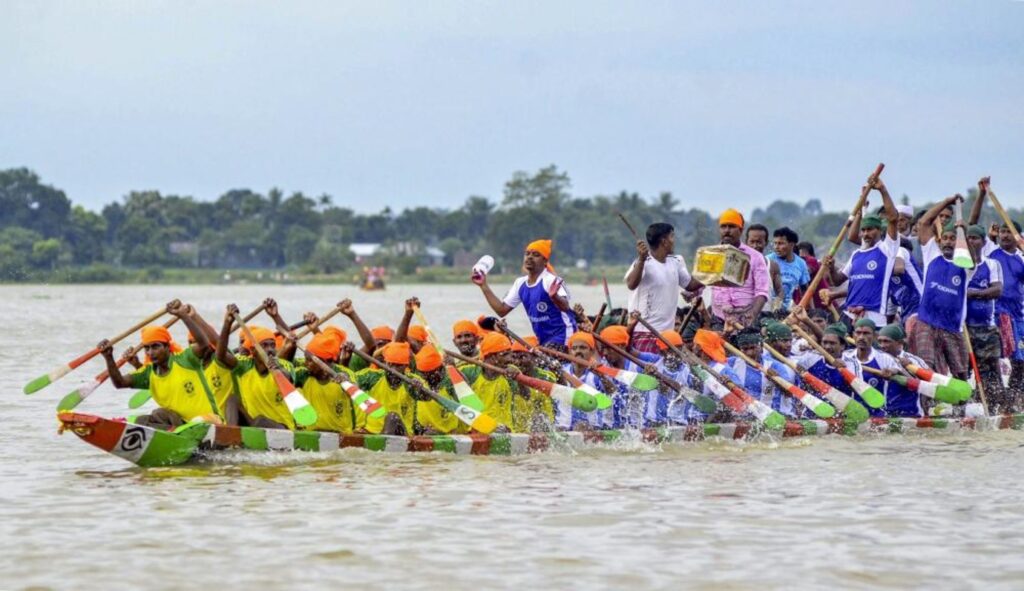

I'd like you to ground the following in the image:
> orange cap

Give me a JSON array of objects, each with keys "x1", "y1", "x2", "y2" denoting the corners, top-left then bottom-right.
[
  {"x1": 141, "y1": 326, "x2": 173, "y2": 346},
  {"x1": 480, "y1": 333, "x2": 512, "y2": 358},
  {"x1": 322, "y1": 326, "x2": 347, "y2": 344},
  {"x1": 306, "y1": 333, "x2": 341, "y2": 361},
  {"x1": 408, "y1": 325, "x2": 428, "y2": 342},
  {"x1": 371, "y1": 325, "x2": 394, "y2": 342},
  {"x1": 510, "y1": 340, "x2": 528, "y2": 353},
  {"x1": 656, "y1": 330, "x2": 684, "y2": 351},
  {"x1": 524, "y1": 335, "x2": 539, "y2": 347},
  {"x1": 526, "y1": 239, "x2": 555, "y2": 272},
  {"x1": 719, "y1": 208, "x2": 745, "y2": 228},
  {"x1": 599, "y1": 326, "x2": 630, "y2": 347},
  {"x1": 382, "y1": 341, "x2": 411, "y2": 365},
  {"x1": 453, "y1": 320, "x2": 480, "y2": 338},
  {"x1": 414, "y1": 344, "x2": 443, "y2": 372},
  {"x1": 242, "y1": 326, "x2": 276, "y2": 351},
  {"x1": 694, "y1": 329, "x2": 727, "y2": 363},
  {"x1": 569, "y1": 332, "x2": 595, "y2": 350}
]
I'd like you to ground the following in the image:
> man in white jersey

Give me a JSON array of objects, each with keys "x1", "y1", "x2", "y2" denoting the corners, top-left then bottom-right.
[{"x1": 625, "y1": 222, "x2": 702, "y2": 354}]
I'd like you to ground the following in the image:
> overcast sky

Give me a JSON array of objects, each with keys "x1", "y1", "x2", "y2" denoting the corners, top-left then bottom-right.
[{"x1": 2, "y1": 1, "x2": 1022, "y2": 216}]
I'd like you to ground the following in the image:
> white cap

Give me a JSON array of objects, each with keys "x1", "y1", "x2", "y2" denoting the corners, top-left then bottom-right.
[{"x1": 896, "y1": 205, "x2": 913, "y2": 218}]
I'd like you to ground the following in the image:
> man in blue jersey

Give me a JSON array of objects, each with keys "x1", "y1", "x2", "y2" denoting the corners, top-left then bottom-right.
[
  {"x1": 767, "y1": 226, "x2": 810, "y2": 311},
  {"x1": 474, "y1": 238, "x2": 577, "y2": 348},
  {"x1": 909, "y1": 196, "x2": 969, "y2": 379},
  {"x1": 842, "y1": 318, "x2": 902, "y2": 417},
  {"x1": 822, "y1": 176, "x2": 900, "y2": 326},
  {"x1": 965, "y1": 224, "x2": 1006, "y2": 409},
  {"x1": 876, "y1": 323, "x2": 928, "y2": 417}
]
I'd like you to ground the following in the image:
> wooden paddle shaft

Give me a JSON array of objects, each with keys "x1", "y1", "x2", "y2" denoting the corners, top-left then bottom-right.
[
  {"x1": 292, "y1": 304, "x2": 342, "y2": 340},
  {"x1": 232, "y1": 311, "x2": 274, "y2": 368},
  {"x1": 617, "y1": 212, "x2": 640, "y2": 240},
  {"x1": 110, "y1": 308, "x2": 167, "y2": 347},
  {"x1": 763, "y1": 342, "x2": 800, "y2": 372},
  {"x1": 229, "y1": 303, "x2": 269, "y2": 335},
  {"x1": 351, "y1": 347, "x2": 443, "y2": 403},
  {"x1": 444, "y1": 348, "x2": 505, "y2": 374},
  {"x1": 536, "y1": 345, "x2": 597, "y2": 369},
  {"x1": 635, "y1": 315, "x2": 733, "y2": 389},
  {"x1": 587, "y1": 330, "x2": 681, "y2": 389},
  {"x1": 677, "y1": 300, "x2": 702, "y2": 333},
  {"x1": 962, "y1": 327, "x2": 989, "y2": 414},
  {"x1": 790, "y1": 323, "x2": 841, "y2": 366},
  {"x1": 798, "y1": 163, "x2": 885, "y2": 309},
  {"x1": 985, "y1": 185, "x2": 1024, "y2": 244}
]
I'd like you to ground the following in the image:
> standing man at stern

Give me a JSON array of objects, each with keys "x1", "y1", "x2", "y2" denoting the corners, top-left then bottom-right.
[
  {"x1": 625, "y1": 222, "x2": 702, "y2": 353},
  {"x1": 711, "y1": 209, "x2": 772, "y2": 325},
  {"x1": 474, "y1": 239, "x2": 576, "y2": 348}
]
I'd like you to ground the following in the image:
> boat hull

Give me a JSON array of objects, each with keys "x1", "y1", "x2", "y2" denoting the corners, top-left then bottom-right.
[{"x1": 57, "y1": 412, "x2": 1024, "y2": 468}]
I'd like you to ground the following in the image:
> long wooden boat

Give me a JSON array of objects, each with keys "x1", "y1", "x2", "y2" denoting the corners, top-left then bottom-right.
[{"x1": 56, "y1": 412, "x2": 1024, "y2": 468}]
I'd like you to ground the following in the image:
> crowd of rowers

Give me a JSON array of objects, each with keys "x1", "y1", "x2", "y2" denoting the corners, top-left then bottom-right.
[{"x1": 93, "y1": 175, "x2": 1024, "y2": 435}]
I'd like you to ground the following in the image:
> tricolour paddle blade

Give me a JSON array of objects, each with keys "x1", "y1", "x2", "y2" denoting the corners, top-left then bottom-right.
[
  {"x1": 446, "y1": 365, "x2": 484, "y2": 411},
  {"x1": 341, "y1": 381, "x2": 386, "y2": 419},
  {"x1": 57, "y1": 390, "x2": 83, "y2": 412},
  {"x1": 841, "y1": 369, "x2": 885, "y2": 409},
  {"x1": 128, "y1": 390, "x2": 152, "y2": 409},
  {"x1": 25, "y1": 364, "x2": 71, "y2": 394},
  {"x1": 953, "y1": 248, "x2": 973, "y2": 269},
  {"x1": 949, "y1": 378, "x2": 973, "y2": 402},
  {"x1": 934, "y1": 383, "x2": 963, "y2": 404},
  {"x1": 572, "y1": 382, "x2": 611, "y2": 410},
  {"x1": 595, "y1": 366, "x2": 658, "y2": 391},
  {"x1": 840, "y1": 399, "x2": 869, "y2": 424},
  {"x1": 779, "y1": 378, "x2": 835, "y2": 419},
  {"x1": 447, "y1": 399, "x2": 497, "y2": 434}
]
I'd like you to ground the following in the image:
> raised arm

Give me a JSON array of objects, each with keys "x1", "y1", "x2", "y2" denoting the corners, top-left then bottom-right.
[
  {"x1": 874, "y1": 178, "x2": 899, "y2": 241},
  {"x1": 969, "y1": 176, "x2": 990, "y2": 226},
  {"x1": 217, "y1": 304, "x2": 239, "y2": 369},
  {"x1": 472, "y1": 273, "x2": 514, "y2": 317},
  {"x1": 97, "y1": 339, "x2": 131, "y2": 388},
  {"x1": 170, "y1": 301, "x2": 212, "y2": 359},
  {"x1": 339, "y1": 299, "x2": 376, "y2": 353},
  {"x1": 847, "y1": 206, "x2": 863, "y2": 246},
  {"x1": 917, "y1": 195, "x2": 959, "y2": 246},
  {"x1": 394, "y1": 297, "x2": 418, "y2": 343},
  {"x1": 625, "y1": 240, "x2": 648, "y2": 290}
]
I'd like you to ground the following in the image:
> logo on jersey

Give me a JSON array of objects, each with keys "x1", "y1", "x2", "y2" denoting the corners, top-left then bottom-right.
[
  {"x1": 536, "y1": 301, "x2": 549, "y2": 313},
  {"x1": 892, "y1": 276, "x2": 901, "y2": 285},
  {"x1": 184, "y1": 382, "x2": 195, "y2": 395},
  {"x1": 866, "y1": 261, "x2": 878, "y2": 271},
  {"x1": 951, "y1": 275, "x2": 962, "y2": 287}
]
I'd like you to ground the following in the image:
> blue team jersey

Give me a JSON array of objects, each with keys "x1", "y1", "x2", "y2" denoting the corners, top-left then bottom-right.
[
  {"x1": 502, "y1": 270, "x2": 577, "y2": 346},
  {"x1": 650, "y1": 359, "x2": 692, "y2": 425},
  {"x1": 986, "y1": 246, "x2": 1024, "y2": 319},
  {"x1": 888, "y1": 247, "x2": 922, "y2": 319},
  {"x1": 918, "y1": 240, "x2": 967, "y2": 333},
  {"x1": 841, "y1": 235, "x2": 899, "y2": 316},
  {"x1": 966, "y1": 259, "x2": 1001, "y2": 327},
  {"x1": 556, "y1": 364, "x2": 607, "y2": 430}
]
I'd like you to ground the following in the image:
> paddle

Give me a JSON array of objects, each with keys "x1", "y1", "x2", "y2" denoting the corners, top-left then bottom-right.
[
  {"x1": 952, "y1": 195, "x2": 973, "y2": 269},
  {"x1": 411, "y1": 305, "x2": 485, "y2": 411},
  {"x1": 25, "y1": 307, "x2": 167, "y2": 394},
  {"x1": 789, "y1": 324, "x2": 886, "y2": 409},
  {"x1": 981, "y1": 178, "x2": 1024, "y2": 249},
  {"x1": 491, "y1": 322, "x2": 612, "y2": 410},
  {"x1": 57, "y1": 316, "x2": 181, "y2": 411},
  {"x1": 351, "y1": 348, "x2": 498, "y2": 434},
  {"x1": 797, "y1": 163, "x2": 885, "y2": 310},
  {"x1": 897, "y1": 359, "x2": 973, "y2": 402},
  {"x1": 601, "y1": 274, "x2": 614, "y2": 316},
  {"x1": 635, "y1": 316, "x2": 785, "y2": 428},
  {"x1": 962, "y1": 327, "x2": 989, "y2": 414},
  {"x1": 445, "y1": 348, "x2": 598, "y2": 412},
  {"x1": 303, "y1": 352, "x2": 388, "y2": 420},
  {"x1": 762, "y1": 343, "x2": 869, "y2": 423},
  {"x1": 676, "y1": 300, "x2": 702, "y2": 334},
  {"x1": 122, "y1": 303, "x2": 268, "y2": 410},
  {"x1": 585, "y1": 330, "x2": 718, "y2": 414},
  {"x1": 292, "y1": 303, "x2": 343, "y2": 341},
  {"x1": 859, "y1": 364, "x2": 961, "y2": 405},
  {"x1": 720, "y1": 339, "x2": 835, "y2": 419},
  {"x1": 233, "y1": 310, "x2": 317, "y2": 427}
]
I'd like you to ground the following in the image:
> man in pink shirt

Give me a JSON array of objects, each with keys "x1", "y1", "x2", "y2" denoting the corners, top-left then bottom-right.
[{"x1": 711, "y1": 208, "x2": 771, "y2": 325}]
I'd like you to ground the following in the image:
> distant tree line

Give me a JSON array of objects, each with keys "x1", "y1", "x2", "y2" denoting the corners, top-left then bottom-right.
[{"x1": 0, "y1": 165, "x2": 1011, "y2": 282}]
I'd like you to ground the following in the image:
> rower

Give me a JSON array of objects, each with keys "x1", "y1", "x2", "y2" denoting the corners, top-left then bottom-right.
[
  {"x1": 457, "y1": 333, "x2": 516, "y2": 429},
  {"x1": 293, "y1": 332, "x2": 363, "y2": 433},
  {"x1": 909, "y1": 196, "x2": 971, "y2": 379},
  {"x1": 507, "y1": 339, "x2": 557, "y2": 433},
  {"x1": 798, "y1": 323, "x2": 857, "y2": 399},
  {"x1": 556, "y1": 332, "x2": 613, "y2": 430},
  {"x1": 332, "y1": 299, "x2": 379, "y2": 372},
  {"x1": 98, "y1": 300, "x2": 220, "y2": 429},
  {"x1": 688, "y1": 328, "x2": 743, "y2": 423},
  {"x1": 599, "y1": 324, "x2": 656, "y2": 429},
  {"x1": 216, "y1": 306, "x2": 296, "y2": 429},
  {"x1": 395, "y1": 297, "x2": 429, "y2": 353},
  {"x1": 473, "y1": 238, "x2": 576, "y2": 348},
  {"x1": 964, "y1": 224, "x2": 1006, "y2": 410},
  {"x1": 410, "y1": 345, "x2": 460, "y2": 435},
  {"x1": 712, "y1": 209, "x2": 772, "y2": 326},
  {"x1": 624, "y1": 222, "x2": 702, "y2": 354},
  {"x1": 841, "y1": 318, "x2": 902, "y2": 417},
  {"x1": 651, "y1": 329, "x2": 694, "y2": 426},
  {"x1": 727, "y1": 327, "x2": 798, "y2": 419},
  {"x1": 875, "y1": 324, "x2": 928, "y2": 417},
  {"x1": 822, "y1": 176, "x2": 900, "y2": 327},
  {"x1": 354, "y1": 341, "x2": 422, "y2": 435},
  {"x1": 452, "y1": 320, "x2": 482, "y2": 358}
]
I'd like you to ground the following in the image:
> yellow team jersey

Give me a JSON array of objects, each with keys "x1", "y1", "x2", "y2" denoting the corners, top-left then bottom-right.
[
  {"x1": 356, "y1": 369, "x2": 419, "y2": 435},
  {"x1": 415, "y1": 378, "x2": 460, "y2": 434},
  {"x1": 511, "y1": 368, "x2": 557, "y2": 433},
  {"x1": 232, "y1": 357, "x2": 296, "y2": 430},
  {"x1": 294, "y1": 366, "x2": 363, "y2": 433},
  {"x1": 462, "y1": 367, "x2": 514, "y2": 429},
  {"x1": 203, "y1": 358, "x2": 234, "y2": 412},
  {"x1": 129, "y1": 348, "x2": 219, "y2": 421}
]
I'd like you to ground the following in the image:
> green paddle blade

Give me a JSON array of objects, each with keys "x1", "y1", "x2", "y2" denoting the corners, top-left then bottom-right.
[
  {"x1": 368, "y1": 406, "x2": 387, "y2": 420},
  {"x1": 953, "y1": 252, "x2": 973, "y2": 269},
  {"x1": 860, "y1": 386, "x2": 885, "y2": 409},
  {"x1": 694, "y1": 395, "x2": 718, "y2": 415},
  {"x1": 128, "y1": 390, "x2": 152, "y2": 409},
  {"x1": 935, "y1": 384, "x2": 962, "y2": 404},
  {"x1": 812, "y1": 402, "x2": 836, "y2": 419},
  {"x1": 24, "y1": 374, "x2": 51, "y2": 395},
  {"x1": 762, "y1": 410, "x2": 786, "y2": 430},
  {"x1": 594, "y1": 393, "x2": 613, "y2": 410},
  {"x1": 459, "y1": 394, "x2": 485, "y2": 412},
  {"x1": 631, "y1": 373, "x2": 660, "y2": 391},
  {"x1": 292, "y1": 404, "x2": 318, "y2": 427},
  {"x1": 571, "y1": 390, "x2": 598, "y2": 412},
  {"x1": 842, "y1": 399, "x2": 869, "y2": 424},
  {"x1": 949, "y1": 379, "x2": 973, "y2": 402},
  {"x1": 57, "y1": 390, "x2": 84, "y2": 412}
]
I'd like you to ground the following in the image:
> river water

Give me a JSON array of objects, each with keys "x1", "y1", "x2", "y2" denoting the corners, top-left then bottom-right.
[{"x1": 2, "y1": 284, "x2": 1023, "y2": 590}]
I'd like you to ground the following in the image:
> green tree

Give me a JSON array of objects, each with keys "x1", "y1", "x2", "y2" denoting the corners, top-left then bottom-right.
[{"x1": 502, "y1": 165, "x2": 571, "y2": 210}]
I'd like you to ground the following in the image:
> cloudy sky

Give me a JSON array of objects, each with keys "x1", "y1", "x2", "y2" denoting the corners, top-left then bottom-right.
[{"x1": 2, "y1": 1, "x2": 1022, "y2": 215}]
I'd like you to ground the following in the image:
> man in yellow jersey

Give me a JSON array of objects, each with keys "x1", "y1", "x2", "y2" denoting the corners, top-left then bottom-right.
[
  {"x1": 355, "y1": 341, "x2": 424, "y2": 435},
  {"x1": 98, "y1": 300, "x2": 220, "y2": 429},
  {"x1": 507, "y1": 339, "x2": 557, "y2": 432},
  {"x1": 452, "y1": 320, "x2": 482, "y2": 357},
  {"x1": 342, "y1": 298, "x2": 388, "y2": 372},
  {"x1": 457, "y1": 332, "x2": 516, "y2": 429},
  {"x1": 215, "y1": 304, "x2": 296, "y2": 429},
  {"x1": 410, "y1": 344, "x2": 460, "y2": 434},
  {"x1": 293, "y1": 332, "x2": 363, "y2": 433}
]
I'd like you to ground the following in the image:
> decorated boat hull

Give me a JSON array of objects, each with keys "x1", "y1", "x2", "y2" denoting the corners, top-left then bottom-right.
[{"x1": 57, "y1": 412, "x2": 1024, "y2": 468}]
